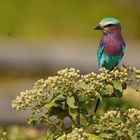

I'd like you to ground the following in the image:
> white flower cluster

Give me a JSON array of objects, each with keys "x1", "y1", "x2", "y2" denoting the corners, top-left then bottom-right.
[
  {"x1": 12, "y1": 89, "x2": 43, "y2": 110},
  {"x1": 95, "y1": 108, "x2": 140, "y2": 139},
  {"x1": 127, "y1": 108, "x2": 140, "y2": 126},
  {"x1": 100, "y1": 66, "x2": 127, "y2": 83},
  {"x1": 128, "y1": 66, "x2": 140, "y2": 81},
  {"x1": 135, "y1": 69, "x2": 140, "y2": 79},
  {"x1": 12, "y1": 68, "x2": 80, "y2": 110},
  {"x1": 57, "y1": 128, "x2": 94, "y2": 140},
  {"x1": 12, "y1": 79, "x2": 50, "y2": 110},
  {"x1": 12, "y1": 66, "x2": 139, "y2": 111},
  {"x1": 80, "y1": 66, "x2": 128, "y2": 98}
]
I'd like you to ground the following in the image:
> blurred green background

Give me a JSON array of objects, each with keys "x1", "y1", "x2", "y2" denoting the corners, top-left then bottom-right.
[
  {"x1": 0, "y1": 0, "x2": 140, "y2": 139},
  {"x1": 0, "y1": 0, "x2": 140, "y2": 40}
]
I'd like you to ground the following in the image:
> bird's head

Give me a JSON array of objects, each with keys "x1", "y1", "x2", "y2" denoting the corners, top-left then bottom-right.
[{"x1": 95, "y1": 17, "x2": 121, "y2": 34}]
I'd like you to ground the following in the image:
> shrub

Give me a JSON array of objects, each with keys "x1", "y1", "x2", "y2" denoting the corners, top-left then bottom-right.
[{"x1": 12, "y1": 65, "x2": 140, "y2": 139}]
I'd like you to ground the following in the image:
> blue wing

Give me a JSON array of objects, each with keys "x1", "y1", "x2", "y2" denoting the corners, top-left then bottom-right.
[
  {"x1": 117, "y1": 41, "x2": 125, "y2": 65},
  {"x1": 97, "y1": 40, "x2": 104, "y2": 66}
]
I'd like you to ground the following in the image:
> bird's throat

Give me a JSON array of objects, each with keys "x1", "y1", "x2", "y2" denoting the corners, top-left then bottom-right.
[{"x1": 102, "y1": 32, "x2": 123, "y2": 56}]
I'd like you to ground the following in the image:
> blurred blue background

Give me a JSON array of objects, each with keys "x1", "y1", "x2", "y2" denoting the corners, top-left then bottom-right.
[{"x1": 0, "y1": 0, "x2": 140, "y2": 127}]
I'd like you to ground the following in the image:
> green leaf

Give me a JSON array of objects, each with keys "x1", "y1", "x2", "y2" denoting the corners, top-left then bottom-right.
[
  {"x1": 136, "y1": 128, "x2": 140, "y2": 137},
  {"x1": 87, "y1": 118, "x2": 96, "y2": 126},
  {"x1": 39, "y1": 134, "x2": 54, "y2": 140},
  {"x1": 105, "y1": 84, "x2": 114, "y2": 96},
  {"x1": 27, "y1": 115, "x2": 37, "y2": 126},
  {"x1": 99, "y1": 133, "x2": 113, "y2": 139},
  {"x1": 96, "y1": 91, "x2": 103, "y2": 103},
  {"x1": 88, "y1": 134, "x2": 103, "y2": 140},
  {"x1": 52, "y1": 94, "x2": 66, "y2": 102},
  {"x1": 48, "y1": 106, "x2": 66, "y2": 119},
  {"x1": 45, "y1": 101, "x2": 58, "y2": 109},
  {"x1": 112, "y1": 80, "x2": 123, "y2": 97},
  {"x1": 45, "y1": 94, "x2": 65, "y2": 109},
  {"x1": 77, "y1": 93, "x2": 85, "y2": 102},
  {"x1": 69, "y1": 108, "x2": 77, "y2": 121},
  {"x1": 80, "y1": 107, "x2": 89, "y2": 118},
  {"x1": 112, "y1": 80, "x2": 123, "y2": 92},
  {"x1": 66, "y1": 96, "x2": 77, "y2": 108},
  {"x1": 113, "y1": 89, "x2": 123, "y2": 97}
]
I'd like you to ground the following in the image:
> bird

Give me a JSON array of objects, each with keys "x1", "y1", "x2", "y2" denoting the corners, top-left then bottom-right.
[
  {"x1": 95, "y1": 17, "x2": 125, "y2": 71},
  {"x1": 94, "y1": 17, "x2": 125, "y2": 113}
]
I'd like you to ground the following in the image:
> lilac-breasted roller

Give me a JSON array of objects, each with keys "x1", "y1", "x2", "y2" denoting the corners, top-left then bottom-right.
[{"x1": 95, "y1": 17, "x2": 125, "y2": 71}]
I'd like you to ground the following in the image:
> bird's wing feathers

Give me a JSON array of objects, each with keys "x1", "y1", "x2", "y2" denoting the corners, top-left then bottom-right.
[
  {"x1": 117, "y1": 41, "x2": 125, "y2": 65},
  {"x1": 97, "y1": 41, "x2": 104, "y2": 65},
  {"x1": 97, "y1": 40, "x2": 125, "y2": 70}
]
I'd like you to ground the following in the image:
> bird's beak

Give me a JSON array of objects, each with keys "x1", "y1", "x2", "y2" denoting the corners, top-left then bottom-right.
[{"x1": 94, "y1": 25, "x2": 103, "y2": 30}]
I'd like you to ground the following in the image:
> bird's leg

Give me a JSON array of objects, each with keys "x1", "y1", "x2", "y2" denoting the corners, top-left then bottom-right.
[{"x1": 94, "y1": 99, "x2": 100, "y2": 113}]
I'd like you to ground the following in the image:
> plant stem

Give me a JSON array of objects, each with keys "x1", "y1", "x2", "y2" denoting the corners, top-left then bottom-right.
[
  {"x1": 94, "y1": 99, "x2": 100, "y2": 113},
  {"x1": 76, "y1": 104, "x2": 81, "y2": 128}
]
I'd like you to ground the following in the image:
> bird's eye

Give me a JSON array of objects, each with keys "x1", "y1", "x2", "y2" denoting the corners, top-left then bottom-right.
[
  {"x1": 107, "y1": 24, "x2": 113, "y2": 27},
  {"x1": 103, "y1": 24, "x2": 113, "y2": 28}
]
